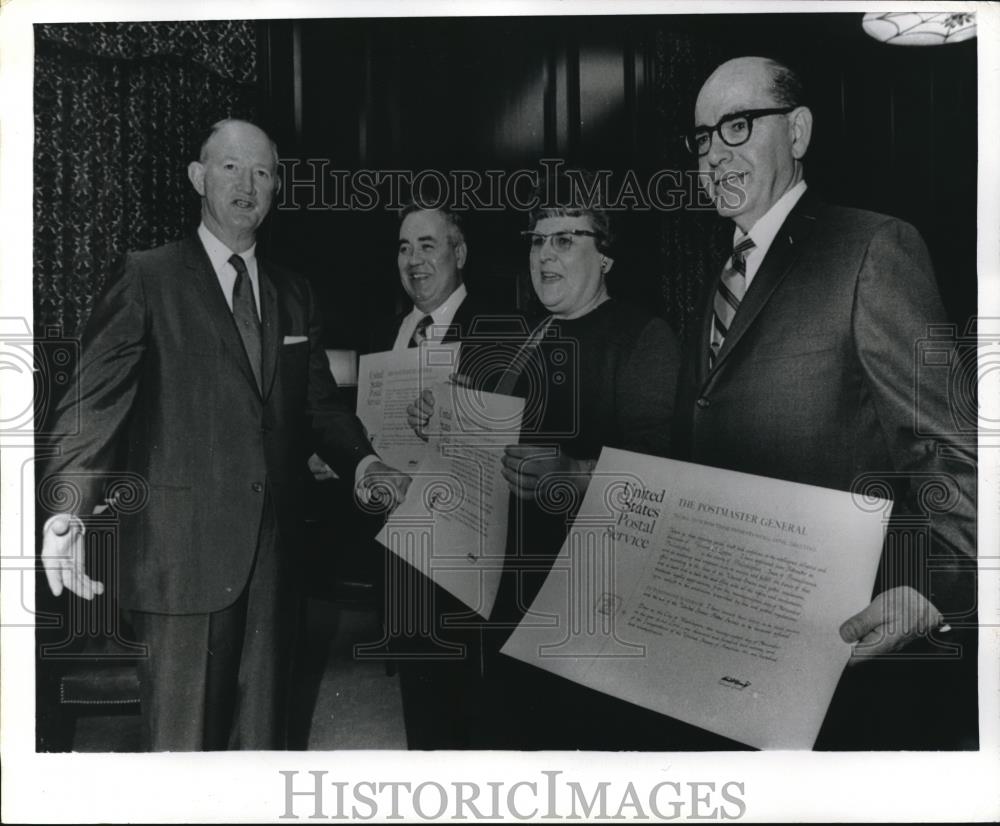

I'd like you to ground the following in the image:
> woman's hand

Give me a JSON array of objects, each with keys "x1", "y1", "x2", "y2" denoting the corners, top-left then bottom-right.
[{"x1": 500, "y1": 444, "x2": 596, "y2": 502}]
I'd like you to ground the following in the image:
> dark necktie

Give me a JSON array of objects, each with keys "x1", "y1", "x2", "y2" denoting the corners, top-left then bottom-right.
[
  {"x1": 229, "y1": 254, "x2": 262, "y2": 390},
  {"x1": 709, "y1": 236, "x2": 756, "y2": 368},
  {"x1": 409, "y1": 314, "x2": 433, "y2": 348}
]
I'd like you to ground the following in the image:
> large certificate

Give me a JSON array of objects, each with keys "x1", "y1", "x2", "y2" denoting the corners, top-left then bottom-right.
[
  {"x1": 356, "y1": 343, "x2": 461, "y2": 470},
  {"x1": 377, "y1": 383, "x2": 524, "y2": 619},
  {"x1": 500, "y1": 447, "x2": 890, "y2": 749}
]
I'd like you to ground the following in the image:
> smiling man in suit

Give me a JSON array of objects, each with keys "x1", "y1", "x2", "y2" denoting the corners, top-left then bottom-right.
[
  {"x1": 375, "y1": 205, "x2": 523, "y2": 748},
  {"x1": 309, "y1": 205, "x2": 500, "y2": 484},
  {"x1": 40, "y1": 118, "x2": 410, "y2": 751},
  {"x1": 673, "y1": 57, "x2": 977, "y2": 749},
  {"x1": 332, "y1": 204, "x2": 523, "y2": 748},
  {"x1": 373, "y1": 204, "x2": 504, "y2": 356}
]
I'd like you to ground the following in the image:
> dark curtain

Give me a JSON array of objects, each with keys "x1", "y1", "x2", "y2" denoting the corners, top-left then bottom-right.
[
  {"x1": 33, "y1": 21, "x2": 260, "y2": 339},
  {"x1": 647, "y1": 28, "x2": 730, "y2": 342}
]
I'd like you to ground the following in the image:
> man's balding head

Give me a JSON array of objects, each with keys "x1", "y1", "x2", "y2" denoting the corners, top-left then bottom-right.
[
  {"x1": 187, "y1": 120, "x2": 279, "y2": 253},
  {"x1": 694, "y1": 57, "x2": 812, "y2": 232}
]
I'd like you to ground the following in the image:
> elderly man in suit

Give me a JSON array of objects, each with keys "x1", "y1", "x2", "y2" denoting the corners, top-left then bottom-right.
[
  {"x1": 673, "y1": 57, "x2": 977, "y2": 749},
  {"x1": 40, "y1": 118, "x2": 410, "y2": 751},
  {"x1": 380, "y1": 205, "x2": 523, "y2": 748},
  {"x1": 376, "y1": 204, "x2": 508, "y2": 356},
  {"x1": 308, "y1": 204, "x2": 502, "y2": 485},
  {"x1": 308, "y1": 204, "x2": 520, "y2": 747},
  {"x1": 388, "y1": 205, "x2": 522, "y2": 748}
]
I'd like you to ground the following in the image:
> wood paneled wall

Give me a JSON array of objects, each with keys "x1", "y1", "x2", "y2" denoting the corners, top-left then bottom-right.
[{"x1": 257, "y1": 14, "x2": 977, "y2": 348}]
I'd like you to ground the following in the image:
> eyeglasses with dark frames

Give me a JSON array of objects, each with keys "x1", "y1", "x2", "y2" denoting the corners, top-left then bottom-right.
[
  {"x1": 685, "y1": 106, "x2": 797, "y2": 156},
  {"x1": 521, "y1": 229, "x2": 601, "y2": 254}
]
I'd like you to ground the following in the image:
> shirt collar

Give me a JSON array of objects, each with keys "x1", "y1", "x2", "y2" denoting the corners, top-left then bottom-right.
[
  {"x1": 736, "y1": 180, "x2": 808, "y2": 257},
  {"x1": 197, "y1": 223, "x2": 257, "y2": 275},
  {"x1": 405, "y1": 282, "x2": 468, "y2": 329}
]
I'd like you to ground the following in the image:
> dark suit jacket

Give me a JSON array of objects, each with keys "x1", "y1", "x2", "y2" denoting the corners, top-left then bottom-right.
[
  {"x1": 362, "y1": 285, "x2": 528, "y2": 747},
  {"x1": 674, "y1": 193, "x2": 976, "y2": 617},
  {"x1": 42, "y1": 234, "x2": 374, "y2": 615}
]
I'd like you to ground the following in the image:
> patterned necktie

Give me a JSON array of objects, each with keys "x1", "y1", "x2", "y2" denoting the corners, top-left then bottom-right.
[
  {"x1": 709, "y1": 236, "x2": 756, "y2": 368},
  {"x1": 409, "y1": 314, "x2": 433, "y2": 348},
  {"x1": 229, "y1": 254, "x2": 262, "y2": 390}
]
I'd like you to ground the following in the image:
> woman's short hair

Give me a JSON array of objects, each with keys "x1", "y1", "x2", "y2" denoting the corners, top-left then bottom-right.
[{"x1": 528, "y1": 169, "x2": 614, "y2": 255}]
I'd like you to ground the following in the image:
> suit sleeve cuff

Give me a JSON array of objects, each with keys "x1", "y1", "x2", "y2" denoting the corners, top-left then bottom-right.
[
  {"x1": 43, "y1": 513, "x2": 85, "y2": 538},
  {"x1": 878, "y1": 534, "x2": 976, "y2": 621},
  {"x1": 353, "y1": 454, "x2": 380, "y2": 487}
]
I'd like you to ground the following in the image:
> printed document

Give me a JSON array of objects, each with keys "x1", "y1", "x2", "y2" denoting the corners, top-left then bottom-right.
[
  {"x1": 378, "y1": 383, "x2": 524, "y2": 619},
  {"x1": 501, "y1": 448, "x2": 889, "y2": 749},
  {"x1": 356, "y1": 343, "x2": 461, "y2": 470}
]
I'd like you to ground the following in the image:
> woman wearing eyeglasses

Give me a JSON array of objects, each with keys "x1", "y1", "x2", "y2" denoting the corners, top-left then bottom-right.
[
  {"x1": 498, "y1": 205, "x2": 673, "y2": 507},
  {"x1": 407, "y1": 180, "x2": 682, "y2": 749},
  {"x1": 491, "y1": 187, "x2": 683, "y2": 749}
]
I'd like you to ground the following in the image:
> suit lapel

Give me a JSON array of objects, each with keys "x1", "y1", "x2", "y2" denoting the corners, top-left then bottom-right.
[
  {"x1": 390, "y1": 310, "x2": 408, "y2": 348},
  {"x1": 704, "y1": 195, "x2": 822, "y2": 385},
  {"x1": 181, "y1": 235, "x2": 261, "y2": 395},
  {"x1": 258, "y1": 262, "x2": 280, "y2": 400},
  {"x1": 443, "y1": 292, "x2": 474, "y2": 343}
]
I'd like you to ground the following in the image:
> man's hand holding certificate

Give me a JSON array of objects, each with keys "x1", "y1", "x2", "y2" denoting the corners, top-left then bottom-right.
[
  {"x1": 356, "y1": 343, "x2": 462, "y2": 470},
  {"x1": 377, "y1": 381, "x2": 524, "y2": 619},
  {"x1": 501, "y1": 447, "x2": 890, "y2": 749}
]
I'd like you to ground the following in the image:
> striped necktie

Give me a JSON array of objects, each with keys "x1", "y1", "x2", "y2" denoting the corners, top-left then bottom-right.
[
  {"x1": 409, "y1": 314, "x2": 432, "y2": 347},
  {"x1": 229, "y1": 254, "x2": 262, "y2": 390},
  {"x1": 709, "y1": 236, "x2": 755, "y2": 368}
]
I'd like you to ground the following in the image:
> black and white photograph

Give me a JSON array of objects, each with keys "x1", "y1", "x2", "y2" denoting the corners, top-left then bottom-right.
[{"x1": 1, "y1": 0, "x2": 998, "y2": 821}]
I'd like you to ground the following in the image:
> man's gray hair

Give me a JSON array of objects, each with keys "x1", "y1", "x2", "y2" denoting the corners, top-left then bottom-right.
[
  {"x1": 764, "y1": 59, "x2": 806, "y2": 109},
  {"x1": 398, "y1": 203, "x2": 466, "y2": 249}
]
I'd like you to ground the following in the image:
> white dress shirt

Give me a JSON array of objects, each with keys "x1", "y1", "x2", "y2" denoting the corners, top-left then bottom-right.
[
  {"x1": 392, "y1": 283, "x2": 468, "y2": 350},
  {"x1": 198, "y1": 224, "x2": 382, "y2": 483},
  {"x1": 197, "y1": 223, "x2": 261, "y2": 318},
  {"x1": 735, "y1": 180, "x2": 808, "y2": 288}
]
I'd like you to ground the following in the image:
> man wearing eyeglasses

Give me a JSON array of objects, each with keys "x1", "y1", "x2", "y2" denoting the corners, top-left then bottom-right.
[{"x1": 673, "y1": 57, "x2": 977, "y2": 749}]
